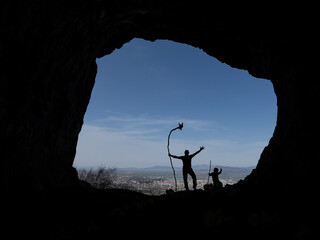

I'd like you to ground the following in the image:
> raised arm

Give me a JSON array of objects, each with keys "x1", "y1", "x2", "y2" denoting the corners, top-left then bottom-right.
[
  {"x1": 218, "y1": 168, "x2": 222, "y2": 174},
  {"x1": 190, "y1": 146, "x2": 205, "y2": 157}
]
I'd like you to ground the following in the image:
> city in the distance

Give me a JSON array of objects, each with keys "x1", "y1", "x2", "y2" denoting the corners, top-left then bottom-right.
[{"x1": 77, "y1": 165, "x2": 254, "y2": 195}]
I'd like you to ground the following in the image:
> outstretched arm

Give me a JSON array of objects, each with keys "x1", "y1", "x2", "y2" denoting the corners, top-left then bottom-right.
[
  {"x1": 168, "y1": 153, "x2": 182, "y2": 159},
  {"x1": 218, "y1": 168, "x2": 222, "y2": 174},
  {"x1": 190, "y1": 146, "x2": 205, "y2": 157}
]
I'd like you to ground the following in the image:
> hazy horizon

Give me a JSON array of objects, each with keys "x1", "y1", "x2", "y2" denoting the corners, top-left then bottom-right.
[{"x1": 74, "y1": 162, "x2": 256, "y2": 170}]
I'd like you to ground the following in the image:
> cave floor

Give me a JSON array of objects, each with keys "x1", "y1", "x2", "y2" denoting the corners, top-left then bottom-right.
[{"x1": 3, "y1": 186, "x2": 314, "y2": 239}]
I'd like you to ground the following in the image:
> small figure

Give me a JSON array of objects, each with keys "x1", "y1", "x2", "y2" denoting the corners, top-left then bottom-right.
[
  {"x1": 209, "y1": 168, "x2": 223, "y2": 188},
  {"x1": 169, "y1": 146, "x2": 205, "y2": 191}
]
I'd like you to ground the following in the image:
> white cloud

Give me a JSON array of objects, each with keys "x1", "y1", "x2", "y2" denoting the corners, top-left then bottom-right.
[
  {"x1": 74, "y1": 114, "x2": 267, "y2": 168},
  {"x1": 74, "y1": 124, "x2": 168, "y2": 168},
  {"x1": 89, "y1": 113, "x2": 214, "y2": 140},
  {"x1": 96, "y1": 114, "x2": 211, "y2": 129}
]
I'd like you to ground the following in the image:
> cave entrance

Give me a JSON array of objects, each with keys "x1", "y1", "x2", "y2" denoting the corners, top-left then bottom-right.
[{"x1": 74, "y1": 38, "x2": 276, "y2": 192}]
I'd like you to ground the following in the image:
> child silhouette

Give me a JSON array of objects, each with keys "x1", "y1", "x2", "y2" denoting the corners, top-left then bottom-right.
[{"x1": 209, "y1": 167, "x2": 223, "y2": 188}]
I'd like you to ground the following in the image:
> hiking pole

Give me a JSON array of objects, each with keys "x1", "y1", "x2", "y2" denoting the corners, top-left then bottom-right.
[
  {"x1": 207, "y1": 160, "x2": 212, "y2": 184},
  {"x1": 167, "y1": 123, "x2": 183, "y2": 192}
]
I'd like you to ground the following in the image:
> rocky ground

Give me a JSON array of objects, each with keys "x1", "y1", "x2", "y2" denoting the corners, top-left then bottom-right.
[{"x1": 4, "y1": 183, "x2": 315, "y2": 239}]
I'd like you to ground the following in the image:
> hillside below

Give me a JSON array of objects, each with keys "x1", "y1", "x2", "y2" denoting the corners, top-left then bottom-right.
[{"x1": 4, "y1": 183, "x2": 315, "y2": 239}]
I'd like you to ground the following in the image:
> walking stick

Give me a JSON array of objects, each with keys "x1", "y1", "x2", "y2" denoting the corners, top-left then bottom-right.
[
  {"x1": 207, "y1": 160, "x2": 212, "y2": 184},
  {"x1": 167, "y1": 123, "x2": 183, "y2": 192}
]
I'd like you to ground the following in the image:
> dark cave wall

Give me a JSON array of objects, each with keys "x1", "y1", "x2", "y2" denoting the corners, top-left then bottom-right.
[
  {"x1": 1, "y1": 1, "x2": 99, "y2": 188},
  {"x1": 1, "y1": 1, "x2": 318, "y2": 191}
]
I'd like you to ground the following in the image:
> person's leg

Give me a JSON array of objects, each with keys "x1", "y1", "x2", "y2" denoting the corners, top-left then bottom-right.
[
  {"x1": 183, "y1": 167, "x2": 189, "y2": 190},
  {"x1": 189, "y1": 168, "x2": 197, "y2": 190}
]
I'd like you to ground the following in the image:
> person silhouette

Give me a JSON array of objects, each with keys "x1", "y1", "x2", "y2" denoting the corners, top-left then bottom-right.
[
  {"x1": 209, "y1": 167, "x2": 223, "y2": 188},
  {"x1": 169, "y1": 146, "x2": 205, "y2": 191}
]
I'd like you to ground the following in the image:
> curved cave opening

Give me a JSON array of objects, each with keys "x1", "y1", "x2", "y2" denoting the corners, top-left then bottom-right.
[
  {"x1": 74, "y1": 38, "x2": 277, "y2": 193},
  {"x1": 2, "y1": 2, "x2": 317, "y2": 238},
  {"x1": 2, "y1": 1, "x2": 316, "y2": 198}
]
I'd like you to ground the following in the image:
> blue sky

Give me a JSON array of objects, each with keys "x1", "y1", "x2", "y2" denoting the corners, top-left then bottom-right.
[{"x1": 74, "y1": 39, "x2": 277, "y2": 168}]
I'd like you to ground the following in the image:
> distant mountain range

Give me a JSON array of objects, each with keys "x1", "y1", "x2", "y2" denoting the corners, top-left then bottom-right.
[
  {"x1": 117, "y1": 165, "x2": 255, "y2": 179},
  {"x1": 76, "y1": 164, "x2": 255, "y2": 180},
  {"x1": 118, "y1": 164, "x2": 254, "y2": 171}
]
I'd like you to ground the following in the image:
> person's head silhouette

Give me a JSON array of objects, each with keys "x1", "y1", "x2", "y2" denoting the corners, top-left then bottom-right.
[
  {"x1": 214, "y1": 167, "x2": 219, "y2": 173},
  {"x1": 184, "y1": 150, "x2": 189, "y2": 156}
]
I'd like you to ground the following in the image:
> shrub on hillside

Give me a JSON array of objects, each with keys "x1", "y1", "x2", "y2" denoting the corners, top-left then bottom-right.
[{"x1": 78, "y1": 166, "x2": 117, "y2": 189}]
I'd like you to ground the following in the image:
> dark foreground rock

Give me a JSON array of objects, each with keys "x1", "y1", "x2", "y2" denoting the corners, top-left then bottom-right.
[{"x1": 3, "y1": 185, "x2": 315, "y2": 239}]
